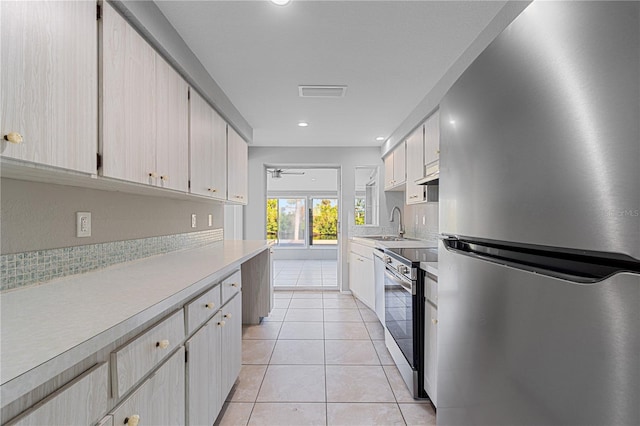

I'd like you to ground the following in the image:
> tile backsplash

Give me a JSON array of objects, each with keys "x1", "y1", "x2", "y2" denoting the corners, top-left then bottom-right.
[
  {"x1": 1, "y1": 229, "x2": 223, "y2": 291},
  {"x1": 404, "y1": 202, "x2": 439, "y2": 242}
]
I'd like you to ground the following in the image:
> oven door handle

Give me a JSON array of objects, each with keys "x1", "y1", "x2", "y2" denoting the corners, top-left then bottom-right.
[{"x1": 384, "y1": 268, "x2": 413, "y2": 294}]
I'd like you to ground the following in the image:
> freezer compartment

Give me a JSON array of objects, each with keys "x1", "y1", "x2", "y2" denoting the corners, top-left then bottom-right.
[
  {"x1": 437, "y1": 240, "x2": 640, "y2": 425},
  {"x1": 439, "y1": 1, "x2": 640, "y2": 260}
]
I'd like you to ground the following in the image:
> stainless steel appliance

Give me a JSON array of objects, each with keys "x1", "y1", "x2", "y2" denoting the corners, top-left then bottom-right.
[
  {"x1": 438, "y1": 2, "x2": 640, "y2": 425},
  {"x1": 383, "y1": 247, "x2": 437, "y2": 399}
]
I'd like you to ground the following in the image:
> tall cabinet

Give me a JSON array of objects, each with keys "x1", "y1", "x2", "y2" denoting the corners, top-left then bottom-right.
[
  {"x1": 0, "y1": 0, "x2": 97, "y2": 174},
  {"x1": 101, "y1": 2, "x2": 188, "y2": 191}
]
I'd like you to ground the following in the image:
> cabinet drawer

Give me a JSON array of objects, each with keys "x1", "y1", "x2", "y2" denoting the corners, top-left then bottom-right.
[
  {"x1": 111, "y1": 310, "x2": 185, "y2": 398},
  {"x1": 111, "y1": 347, "x2": 185, "y2": 426},
  {"x1": 221, "y1": 270, "x2": 242, "y2": 304},
  {"x1": 350, "y1": 242, "x2": 374, "y2": 260},
  {"x1": 7, "y1": 363, "x2": 108, "y2": 426},
  {"x1": 185, "y1": 283, "x2": 221, "y2": 334}
]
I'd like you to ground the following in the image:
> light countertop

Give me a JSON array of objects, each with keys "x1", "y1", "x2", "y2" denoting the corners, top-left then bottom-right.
[
  {"x1": 420, "y1": 261, "x2": 438, "y2": 276},
  {"x1": 0, "y1": 240, "x2": 270, "y2": 400}
]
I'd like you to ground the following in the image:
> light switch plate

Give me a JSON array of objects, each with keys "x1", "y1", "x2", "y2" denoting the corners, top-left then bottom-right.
[
  {"x1": 191, "y1": 214, "x2": 197, "y2": 228},
  {"x1": 76, "y1": 212, "x2": 91, "y2": 237},
  {"x1": 208, "y1": 214, "x2": 213, "y2": 227}
]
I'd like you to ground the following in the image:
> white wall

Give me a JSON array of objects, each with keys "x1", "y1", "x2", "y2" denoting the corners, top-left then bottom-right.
[{"x1": 246, "y1": 147, "x2": 403, "y2": 291}]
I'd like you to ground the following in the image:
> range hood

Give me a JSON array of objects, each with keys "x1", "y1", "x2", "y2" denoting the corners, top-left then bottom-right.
[{"x1": 415, "y1": 162, "x2": 439, "y2": 185}]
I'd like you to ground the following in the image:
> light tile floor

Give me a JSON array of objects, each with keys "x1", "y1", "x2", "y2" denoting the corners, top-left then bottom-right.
[
  {"x1": 215, "y1": 291, "x2": 436, "y2": 426},
  {"x1": 273, "y1": 260, "x2": 338, "y2": 288}
]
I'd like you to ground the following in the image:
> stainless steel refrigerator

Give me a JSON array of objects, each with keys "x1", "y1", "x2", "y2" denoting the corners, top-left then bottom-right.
[{"x1": 438, "y1": 2, "x2": 639, "y2": 425}]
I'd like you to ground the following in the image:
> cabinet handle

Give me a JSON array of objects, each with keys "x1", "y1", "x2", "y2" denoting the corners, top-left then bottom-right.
[
  {"x1": 205, "y1": 302, "x2": 215, "y2": 309},
  {"x1": 224, "y1": 313, "x2": 232, "y2": 319},
  {"x1": 160, "y1": 175, "x2": 169, "y2": 181},
  {"x1": 231, "y1": 282, "x2": 238, "y2": 287},
  {"x1": 218, "y1": 320, "x2": 226, "y2": 326},
  {"x1": 208, "y1": 188, "x2": 217, "y2": 193},
  {"x1": 432, "y1": 318, "x2": 438, "y2": 325},
  {"x1": 156, "y1": 339, "x2": 170, "y2": 349},
  {"x1": 148, "y1": 172, "x2": 158, "y2": 178},
  {"x1": 124, "y1": 415, "x2": 140, "y2": 426},
  {"x1": 3, "y1": 132, "x2": 23, "y2": 144}
]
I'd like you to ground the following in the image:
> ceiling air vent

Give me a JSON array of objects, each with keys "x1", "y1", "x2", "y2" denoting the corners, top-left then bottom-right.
[{"x1": 298, "y1": 85, "x2": 347, "y2": 98}]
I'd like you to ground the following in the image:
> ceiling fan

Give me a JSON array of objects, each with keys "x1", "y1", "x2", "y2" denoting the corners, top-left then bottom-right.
[{"x1": 267, "y1": 168, "x2": 305, "y2": 178}]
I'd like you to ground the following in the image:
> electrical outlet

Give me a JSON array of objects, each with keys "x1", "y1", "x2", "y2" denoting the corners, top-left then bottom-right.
[
  {"x1": 191, "y1": 214, "x2": 197, "y2": 228},
  {"x1": 76, "y1": 212, "x2": 91, "y2": 237},
  {"x1": 208, "y1": 214, "x2": 213, "y2": 227}
]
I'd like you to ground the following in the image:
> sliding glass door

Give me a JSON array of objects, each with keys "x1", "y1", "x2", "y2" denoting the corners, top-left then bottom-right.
[{"x1": 267, "y1": 197, "x2": 338, "y2": 248}]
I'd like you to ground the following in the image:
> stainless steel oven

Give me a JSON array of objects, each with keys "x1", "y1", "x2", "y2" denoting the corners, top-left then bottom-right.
[{"x1": 383, "y1": 247, "x2": 437, "y2": 399}]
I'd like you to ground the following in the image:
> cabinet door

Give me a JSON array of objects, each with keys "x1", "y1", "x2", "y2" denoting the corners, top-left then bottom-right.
[
  {"x1": 189, "y1": 90, "x2": 215, "y2": 197},
  {"x1": 424, "y1": 110, "x2": 440, "y2": 166},
  {"x1": 405, "y1": 125, "x2": 426, "y2": 204},
  {"x1": 111, "y1": 347, "x2": 185, "y2": 426},
  {"x1": 220, "y1": 293, "x2": 242, "y2": 403},
  {"x1": 186, "y1": 314, "x2": 222, "y2": 426},
  {"x1": 1, "y1": 0, "x2": 97, "y2": 174},
  {"x1": 424, "y1": 302, "x2": 438, "y2": 406},
  {"x1": 227, "y1": 127, "x2": 248, "y2": 204},
  {"x1": 359, "y1": 257, "x2": 375, "y2": 309},
  {"x1": 156, "y1": 55, "x2": 188, "y2": 192},
  {"x1": 349, "y1": 252, "x2": 363, "y2": 299},
  {"x1": 211, "y1": 109, "x2": 228, "y2": 201},
  {"x1": 101, "y1": 2, "x2": 157, "y2": 185},
  {"x1": 383, "y1": 154, "x2": 394, "y2": 189},
  {"x1": 392, "y1": 142, "x2": 406, "y2": 185}
]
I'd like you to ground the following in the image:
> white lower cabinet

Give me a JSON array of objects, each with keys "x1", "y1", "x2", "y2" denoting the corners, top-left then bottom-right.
[
  {"x1": 186, "y1": 292, "x2": 242, "y2": 425},
  {"x1": 186, "y1": 313, "x2": 222, "y2": 426},
  {"x1": 7, "y1": 363, "x2": 108, "y2": 426},
  {"x1": 110, "y1": 347, "x2": 186, "y2": 426},
  {"x1": 221, "y1": 293, "x2": 242, "y2": 399},
  {"x1": 424, "y1": 301, "x2": 438, "y2": 406},
  {"x1": 349, "y1": 242, "x2": 375, "y2": 309}
]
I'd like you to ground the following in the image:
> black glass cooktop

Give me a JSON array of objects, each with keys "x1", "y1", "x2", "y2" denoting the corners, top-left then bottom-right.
[{"x1": 385, "y1": 247, "x2": 438, "y2": 264}]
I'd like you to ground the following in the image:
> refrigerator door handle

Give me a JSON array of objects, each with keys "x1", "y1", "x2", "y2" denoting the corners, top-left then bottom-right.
[{"x1": 442, "y1": 237, "x2": 640, "y2": 284}]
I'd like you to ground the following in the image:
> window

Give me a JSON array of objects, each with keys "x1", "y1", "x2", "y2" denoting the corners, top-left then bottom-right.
[
  {"x1": 266, "y1": 198, "x2": 306, "y2": 246},
  {"x1": 311, "y1": 198, "x2": 338, "y2": 245},
  {"x1": 267, "y1": 197, "x2": 338, "y2": 247}
]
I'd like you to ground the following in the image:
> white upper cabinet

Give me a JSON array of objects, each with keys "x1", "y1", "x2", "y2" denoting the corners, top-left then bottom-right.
[
  {"x1": 406, "y1": 125, "x2": 426, "y2": 204},
  {"x1": 227, "y1": 127, "x2": 248, "y2": 204},
  {"x1": 101, "y1": 2, "x2": 156, "y2": 185},
  {"x1": 189, "y1": 90, "x2": 227, "y2": 200},
  {"x1": 0, "y1": 0, "x2": 97, "y2": 174},
  {"x1": 101, "y1": 2, "x2": 188, "y2": 191},
  {"x1": 423, "y1": 109, "x2": 440, "y2": 179},
  {"x1": 155, "y1": 56, "x2": 189, "y2": 192},
  {"x1": 384, "y1": 141, "x2": 406, "y2": 191}
]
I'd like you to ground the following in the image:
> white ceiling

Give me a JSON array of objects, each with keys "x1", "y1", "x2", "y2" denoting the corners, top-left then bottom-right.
[{"x1": 155, "y1": 0, "x2": 508, "y2": 147}]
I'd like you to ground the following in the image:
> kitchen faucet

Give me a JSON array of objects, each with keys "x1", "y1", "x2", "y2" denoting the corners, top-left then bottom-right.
[{"x1": 389, "y1": 206, "x2": 405, "y2": 237}]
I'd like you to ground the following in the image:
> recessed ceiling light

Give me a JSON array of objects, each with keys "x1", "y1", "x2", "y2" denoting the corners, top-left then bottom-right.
[
  {"x1": 376, "y1": 136, "x2": 385, "y2": 141},
  {"x1": 270, "y1": 0, "x2": 291, "y2": 6},
  {"x1": 298, "y1": 122, "x2": 309, "y2": 127},
  {"x1": 449, "y1": 119, "x2": 456, "y2": 124}
]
